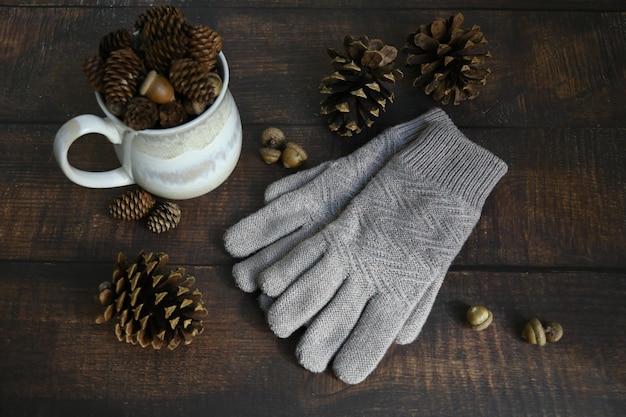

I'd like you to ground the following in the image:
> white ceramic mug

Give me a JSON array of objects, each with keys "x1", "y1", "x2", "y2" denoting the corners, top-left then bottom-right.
[{"x1": 54, "y1": 52, "x2": 242, "y2": 200}]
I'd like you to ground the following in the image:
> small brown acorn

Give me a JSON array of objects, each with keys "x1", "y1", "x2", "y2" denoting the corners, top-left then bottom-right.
[{"x1": 281, "y1": 142, "x2": 307, "y2": 168}]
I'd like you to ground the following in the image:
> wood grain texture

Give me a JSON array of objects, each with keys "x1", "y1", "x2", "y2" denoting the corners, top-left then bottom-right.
[
  {"x1": 1, "y1": 124, "x2": 624, "y2": 267},
  {"x1": 0, "y1": 265, "x2": 624, "y2": 417},
  {"x1": 0, "y1": 1, "x2": 625, "y2": 416},
  {"x1": 0, "y1": 0, "x2": 622, "y2": 10},
  {"x1": 0, "y1": 8, "x2": 624, "y2": 127}
]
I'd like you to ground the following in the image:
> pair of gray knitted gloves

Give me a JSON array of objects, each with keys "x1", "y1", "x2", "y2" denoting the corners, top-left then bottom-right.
[{"x1": 224, "y1": 108, "x2": 508, "y2": 384}]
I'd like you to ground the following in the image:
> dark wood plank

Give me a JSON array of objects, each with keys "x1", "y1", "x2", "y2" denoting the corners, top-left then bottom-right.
[
  {"x1": 1, "y1": 124, "x2": 624, "y2": 268},
  {"x1": 0, "y1": 265, "x2": 624, "y2": 416},
  {"x1": 0, "y1": 8, "x2": 624, "y2": 127},
  {"x1": 0, "y1": 1, "x2": 622, "y2": 10}
]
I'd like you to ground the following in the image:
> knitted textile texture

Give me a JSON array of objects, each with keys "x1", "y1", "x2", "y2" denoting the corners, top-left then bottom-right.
[
  {"x1": 264, "y1": 122, "x2": 505, "y2": 384},
  {"x1": 224, "y1": 108, "x2": 450, "y2": 293},
  {"x1": 225, "y1": 110, "x2": 507, "y2": 384},
  {"x1": 225, "y1": 108, "x2": 472, "y2": 346}
]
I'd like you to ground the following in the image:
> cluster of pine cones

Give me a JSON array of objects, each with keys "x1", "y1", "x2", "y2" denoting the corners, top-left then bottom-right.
[
  {"x1": 82, "y1": 6, "x2": 223, "y2": 130},
  {"x1": 109, "y1": 188, "x2": 182, "y2": 233},
  {"x1": 319, "y1": 12, "x2": 491, "y2": 136},
  {"x1": 96, "y1": 251, "x2": 208, "y2": 350}
]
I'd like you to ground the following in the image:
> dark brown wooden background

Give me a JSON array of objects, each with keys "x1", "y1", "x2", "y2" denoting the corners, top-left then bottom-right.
[{"x1": 1, "y1": 1, "x2": 624, "y2": 416}]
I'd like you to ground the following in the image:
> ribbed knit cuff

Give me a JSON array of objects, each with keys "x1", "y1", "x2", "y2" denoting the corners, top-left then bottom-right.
[
  {"x1": 386, "y1": 107, "x2": 451, "y2": 145},
  {"x1": 359, "y1": 107, "x2": 450, "y2": 158},
  {"x1": 399, "y1": 120, "x2": 508, "y2": 209}
]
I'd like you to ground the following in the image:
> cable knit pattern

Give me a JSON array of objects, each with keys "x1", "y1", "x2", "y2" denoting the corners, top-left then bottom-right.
[
  {"x1": 224, "y1": 108, "x2": 450, "y2": 292},
  {"x1": 259, "y1": 121, "x2": 507, "y2": 384}
]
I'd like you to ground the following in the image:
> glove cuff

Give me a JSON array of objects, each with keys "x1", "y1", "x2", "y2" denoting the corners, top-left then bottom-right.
[
  {"x1": 359, "y1": 108, "x2": 450, "y2": 160},
  {"x1": 400, "y1": 120, "x2": 508, "y2": 209},
  {"x1": 387, "y1": 107, "x2": 451, "y2": 144}
]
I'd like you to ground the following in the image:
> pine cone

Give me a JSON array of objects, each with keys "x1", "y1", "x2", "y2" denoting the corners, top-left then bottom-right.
[
  {"x1": 109, "y1": 189, "x2": 156, "y2": 220},
  {"x1": 147, "y1": 201, "x2": 182, "y2": 233},
  {"x1": 319, "y1": 35, "x2": 403, "y2": 137},
  {"x1": 134, "y1": 5, "x2": 185, "y2": 33},
  {"x1": 82, "y1": 53, "x2": 106, "y2": 93},
  {"x1": 137, "y1": 6, "x2": 189, "y2": 73},
  {"x1": 403, "y1": 12, "x2": 491, "y2": 105},
  {"x1": 159, "y1": 101, "x2": 188, "y2": 128},
  {"x1": 103, "y1": 48, "x2": 144, "y2": 116},
  {"x1": 143, "y1": 37, "x2": 188, "y2": 74},
  {"x1": 98, "y1": 28, "x2": 134, "y2": 59},
  {"x1": 187, "y1": 24, "x2": 222, "y2": 71},
  {"x1": 124, "y1": 97, "x2": 159, "y2": 130},
  {"x1": 96, "y1": 251, "x2": 208, "y2": 350},
  {"x1": 170, "y1": 58, "x2": 222, "y2": 110}
]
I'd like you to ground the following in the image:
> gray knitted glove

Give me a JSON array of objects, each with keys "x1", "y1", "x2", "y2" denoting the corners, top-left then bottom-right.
[
  {"x1": 224, "y1": 108, "x2": 450, "y2": 293},
  {"x1": 258, "y1": 277, "x2": 442, "y2": 345},
  {"x1": 258, "y1": 122, "x2": 507, "y2": 384}
]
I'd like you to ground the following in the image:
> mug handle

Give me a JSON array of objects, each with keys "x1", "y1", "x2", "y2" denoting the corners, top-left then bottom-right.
[{"x1": 53, "y1": 114, "x2": 134, "y2": 188}]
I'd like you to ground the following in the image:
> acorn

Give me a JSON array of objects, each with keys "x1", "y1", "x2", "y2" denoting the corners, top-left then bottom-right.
[
  {"x1": 139, "y1": 70, "x2": 175, "y2": 104},
  {"x1": 259, "y1": 147, "x2": 282, "y2": 164},
  {"x1": 466, "y1": 305, "x2": 493, "y2": 331},
  {"x1": 522, "y1": 318, "x2": 547, "y2": 346},
  {"x1": 261, "y1": 127, "x2": 286, "y2": 149},
  {"x1": 522, "y1": 319, "x2": 564, "y2": 345},
  {"x1": 544, "y1": 321, "x2": 564, "y2": 343},
  {"x1": 281, "y1": 142, "x2": 307, "y2": 168}
]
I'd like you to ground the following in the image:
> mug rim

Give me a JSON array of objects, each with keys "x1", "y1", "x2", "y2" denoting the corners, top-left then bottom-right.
[{"x1": 95, "y1": 51, "x2": 231, "y2": 135}]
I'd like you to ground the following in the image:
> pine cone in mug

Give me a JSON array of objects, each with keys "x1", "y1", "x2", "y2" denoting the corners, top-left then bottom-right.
[
  {"x1": 159, "y1": 101, "x2": 188, "y2": 128},
  {"x1": 136, "y1": 5, "x2": 189, "y2": 73},
  {"x1": 187, "y1": 24, "x2": 223, "y2": 71},
  {"x1": 134, "y1": 5, "x2": 185, "y2": 34},
  {"x1": 103, "y1": 47, "x2": 144, "y2": 116},
  {"x1": 170, "y1": 58, "x2": 222, "y2": 112},
  {"x1": 98, "y1": 28, "x2": 134, "y2": 60},
  {"x1": 82, "y1": 53, "x2": 106, "y2": 93},
  {"x1": 124, "y1": 97, "x2": 159, "y2": 131}
]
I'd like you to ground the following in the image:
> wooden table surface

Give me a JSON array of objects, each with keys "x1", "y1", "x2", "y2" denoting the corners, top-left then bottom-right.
[{"x1": 1, "y1": 1, "x2": 625, "y2": 416}]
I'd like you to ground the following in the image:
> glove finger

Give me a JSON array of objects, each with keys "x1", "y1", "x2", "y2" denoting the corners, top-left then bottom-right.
[
  {"x1": 264, "y1": 161, "x2": 331, "y2": 203},
  {"x1": 223, "y1": 196, "x2": 308, "y2": 258},
  {"x1": 232, "y1": 226, "x2": 317, "y2": 293},
  {"x1": 266, "y1": 252, "x2": 345, "y2": 338},
  {"x1": 258, "y1": 233, "x2": 326, "y2": 297},
  {"x1": 296, "y1": 279, "x2": 371, "y2": 373},
  {"x1": 259, "y1": 293, "x2": 316, "y2": 330},
  {"x1": 333, "y1": 294, "x2": 412, "y2": 385},
  {"x1": 395, "y1": 276, "x2": 444, "y2": 345}
]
